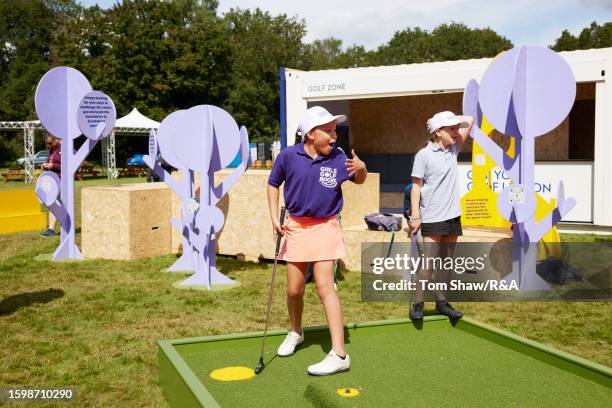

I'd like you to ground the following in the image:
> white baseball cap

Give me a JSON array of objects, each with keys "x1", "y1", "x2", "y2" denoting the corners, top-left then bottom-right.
[
  {"x1": 428, "y1": 111, "x2": 469, "y2": 134},
  {"x1": 297, "y1": 106, "x2": 347, "y2": 136}
]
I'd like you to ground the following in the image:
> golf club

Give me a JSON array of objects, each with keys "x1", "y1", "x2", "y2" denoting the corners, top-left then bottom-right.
[
  {"x1": 409, "y1": 231, "x2": 417, "y2": 305},
  {"x1": 254, "y1": 206, "x2": 286, "y2": 374}
]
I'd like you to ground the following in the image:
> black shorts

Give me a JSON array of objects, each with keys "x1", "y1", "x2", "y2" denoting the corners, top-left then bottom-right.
[{"x1": 421, "y1": 216, "x2": 463, "y2": 237}]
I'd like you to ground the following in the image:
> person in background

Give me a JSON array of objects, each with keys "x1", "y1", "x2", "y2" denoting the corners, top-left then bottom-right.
[{"x1": 40, "y1": 133, "x2": 61, "y2": 237}]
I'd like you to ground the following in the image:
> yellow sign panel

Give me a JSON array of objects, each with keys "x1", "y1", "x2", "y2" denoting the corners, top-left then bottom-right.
[
  {"x1": 0, "y1": 189, "x2": 46, "y2": 234},
  {"x1": 461, "y1": 117, "x2": 511, "y2": 228},
  {"x1": 460, "y1": 117, "x2": 560, "y2": 251}
]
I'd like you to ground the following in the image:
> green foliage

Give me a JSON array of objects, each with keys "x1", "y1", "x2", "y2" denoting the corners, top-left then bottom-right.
[
  {"x1": 374, "y1": 23, "x2": 513, "y2": 65},
  {"x1": 372, "y1": 27, "x2": 432, "y2": 65},
  {"x1": 86, "y1": 0, "x2": 231, "y2": 121},
  {"x1": 0, "y1": 0, "x2": 56, "y2": 120},
  {"x1": 552, "y1": 21, "x2": 612, "y2": 51},
  {"x1": 0, "y1": 134, "x2": 24, "y2": 166},
  {"x1": 223, "y1": 8, "x2": 306, "y2": 142},
  {"x1": 300, "y1": 38, "x2": 374, "y2": 70}
]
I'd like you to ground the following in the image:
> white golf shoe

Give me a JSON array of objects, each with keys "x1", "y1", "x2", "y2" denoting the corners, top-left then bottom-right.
[
  {"x1": 307, "y1": 350, "x2": 350, "y2": 375},
  {"x1": 277, "y1": 330, "x2": 304, "y2": 357}
]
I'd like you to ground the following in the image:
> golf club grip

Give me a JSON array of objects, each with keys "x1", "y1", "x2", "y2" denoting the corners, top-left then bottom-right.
[{"x1": 275, "y1": 207, "x2": 286, "y2": 255}]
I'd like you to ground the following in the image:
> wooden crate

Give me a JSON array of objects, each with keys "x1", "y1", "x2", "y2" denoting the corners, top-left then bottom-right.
[{"x1": 81, "y1": 183, "x2": 172, "y2": 260}]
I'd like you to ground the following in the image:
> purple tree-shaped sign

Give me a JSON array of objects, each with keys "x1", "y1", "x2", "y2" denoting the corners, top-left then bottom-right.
[
  {"x1": 463, "y1": 46, "x2": 576, "y2": 291},
  {"x1": 145, "y1": 105, "x2": 250, "y2": 289},
  {"x1": 144, "y1": 111, "x2": 198, "y2": 273},
  {"x1": 34, "y1": 67, "x2": 116, "y2": 260}
]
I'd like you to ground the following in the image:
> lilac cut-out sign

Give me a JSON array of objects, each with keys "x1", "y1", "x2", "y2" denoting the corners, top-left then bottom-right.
[
  {"x1": 77, "y1": 91, "x2": 116, "y2": 140},
  {"x1": 35, "y1": 67, "x2": 92, "y2": 140},
  {"x1": 144, "y1": 121, "x2": 197, "y2": 274},
  {"x1": 145, "y1": 105, "x2": 250, "y2": 289},
  {"x1": 34, "y1": 67, "x2": 116, "y2": 261},
  {"x1": 463, "y1": 46, "x2": 577, "y2": 292}
]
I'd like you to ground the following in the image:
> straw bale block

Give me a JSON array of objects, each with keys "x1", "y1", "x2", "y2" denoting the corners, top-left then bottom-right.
[
  {"x1": 213, "y1": 169, "x2": 283, "y2": 260},
  {"x1": 82, "y1": 183, "x2": 172, "y2": 260},
  {"x1": 342, "y1": 224, "x2": 411, "y2": 271},
  {"x1": 340, "y1": 172, "x2": 379, "y2": 227}
]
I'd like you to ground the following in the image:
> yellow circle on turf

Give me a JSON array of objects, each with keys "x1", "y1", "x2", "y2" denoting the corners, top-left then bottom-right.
[
  {"x1": 209, "y1": 366, "x2": 255, "y2": 381},
  {"x1": 337, "y1": 388, "x2": 360, "y2": 397}
]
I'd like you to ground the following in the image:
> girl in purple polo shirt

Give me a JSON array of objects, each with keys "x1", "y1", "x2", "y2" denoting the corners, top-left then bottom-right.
[{"x1": 267, "y1": 106, "x2": 367, "y2": 376}]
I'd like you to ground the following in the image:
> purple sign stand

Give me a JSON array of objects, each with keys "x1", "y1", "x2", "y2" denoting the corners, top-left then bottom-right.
[
  {"x1": 145, "y1": 105, "x2": 250, "y2": 290},
  {"x1": 34, "y1": 67, "x2": 116, "y2": 261},
  {"x1": 463, "y1": 46, "x2": 576, "y2": 291},
  {"x1": 144, "y1": 110, "x2": 197, "y2": 273}
]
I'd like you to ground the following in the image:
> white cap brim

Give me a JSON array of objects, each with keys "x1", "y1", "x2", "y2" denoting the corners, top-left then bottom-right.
[
  {"x1": 299, "y1": 114, "x2": 347, "y2": 136},
  {"x1": 331, "y1": 114, "x2": 347, "y2": 125},
  {"x1": 429, "y1": 119, "x2": 469, "y2": 133}
]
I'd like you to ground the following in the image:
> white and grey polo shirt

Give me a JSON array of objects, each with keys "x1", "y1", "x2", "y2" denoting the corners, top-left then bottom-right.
[{"x1": 411, "y1": 141, "x2": 462, "y2": 223}]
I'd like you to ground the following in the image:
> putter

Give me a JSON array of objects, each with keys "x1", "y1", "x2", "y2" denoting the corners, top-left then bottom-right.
[
  {"x1": 254, "y1": 206, "x2": 286, "y2": 375},
  {"x1": 409, "y1": 231, "x2": 417, "y2": 305}
]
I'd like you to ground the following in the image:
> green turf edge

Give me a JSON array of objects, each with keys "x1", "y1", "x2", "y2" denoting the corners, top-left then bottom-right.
[
  {"x1": 158, "y1": 340, "x2": 221, "y2": 408},
  {"x1": 168, "y1": 316, "x2": 448, "y2": 355},
  {"x1": 456, "y1": 317, "x2": 612, "y2": 389}
]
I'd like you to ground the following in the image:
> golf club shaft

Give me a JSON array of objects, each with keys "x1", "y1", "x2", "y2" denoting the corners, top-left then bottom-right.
[
  {"x1": 257, "y1": 207, "x2": 286, "y2": 363},
  {"x1": 410, "y1": 232, "x2": 417, "y2": 305}
]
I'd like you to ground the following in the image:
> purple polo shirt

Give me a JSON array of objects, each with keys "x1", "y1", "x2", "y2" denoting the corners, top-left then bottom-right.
[{"x1": 268, "y1": 143, "x2": 354, "y2": 218}]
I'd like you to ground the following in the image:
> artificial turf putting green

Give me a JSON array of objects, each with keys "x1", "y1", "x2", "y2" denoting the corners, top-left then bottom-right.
[{"x1": 159, "y1": 316, "x2": 612, "y2": 407}]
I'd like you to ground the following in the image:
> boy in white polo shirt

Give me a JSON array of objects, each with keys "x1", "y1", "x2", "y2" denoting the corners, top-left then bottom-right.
[{"x1": 409, "y1": 111, "x2": 473, "y2": 320}]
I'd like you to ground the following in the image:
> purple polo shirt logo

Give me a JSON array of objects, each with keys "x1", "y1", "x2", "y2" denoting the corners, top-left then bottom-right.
[{"x1": 319, "y1": 166, "x2": 338, "y2": 188}]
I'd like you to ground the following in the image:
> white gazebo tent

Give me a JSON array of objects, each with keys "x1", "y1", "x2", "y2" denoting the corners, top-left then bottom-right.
[
  {"x1": 0, "y1": 120, "x2": 42, "y2": 182},
  {"x1": 103, "y1": 108, "x2": 160, "y2": 179}
]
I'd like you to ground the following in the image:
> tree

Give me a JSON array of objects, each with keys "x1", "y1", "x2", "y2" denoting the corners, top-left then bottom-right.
[
  {"x1": 552, "y1": 21, "x2": 612, "y2": 51},
  {"x1": 0, "y1": 0, "x2": 59, "y2": 120},
  {"x1": 88, "y1": 0, "x2": 231, "y2": 120},
  {"x1": 429, "y1": 23, "x2": 512, "y2": 61},
  {"x1": 373, "y1": 27, "x2": 432, "y2": 65},
  {"x1": 300, "y1": 38, "x2": 373, "y2": 70},
  {"x1": 373, "y1": 23, "x2": 512, "y2": 66},
  {"x1": 551, "y1": 29, "x2": 579, "y2": 52},
  {"x1": 223, "y1": 8, "x2": 306, "y2": 142}
]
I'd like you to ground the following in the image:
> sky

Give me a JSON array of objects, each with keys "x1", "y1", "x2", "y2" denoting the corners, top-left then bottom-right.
[{"x1": 80, "y1": 0, "x2": 612, "y2": 50}]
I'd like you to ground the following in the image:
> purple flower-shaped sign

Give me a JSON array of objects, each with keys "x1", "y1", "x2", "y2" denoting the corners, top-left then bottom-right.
[
  {"x1": 34, "y1": 67, "x2": 116, "y2": 261},
  {"x1": 463, "y1": 46, "x2": 577, "y2": 291},
  {"x1": 147, "y1": 104, "x2": 250, "y2": 289}
]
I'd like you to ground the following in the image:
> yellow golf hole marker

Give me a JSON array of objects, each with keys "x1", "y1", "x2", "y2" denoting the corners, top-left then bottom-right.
[
  {"x1": 337, "y1": 388, "x2": 360, "y2": 397},
  {"x1": 209, "y1": 366, "x2": 255, "y2": 381}
]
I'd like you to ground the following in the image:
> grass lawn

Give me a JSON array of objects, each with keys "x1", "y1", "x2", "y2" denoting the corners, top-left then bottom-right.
[{"x1": 0, "y1": 177, "x2": 610, "y2": 406}]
